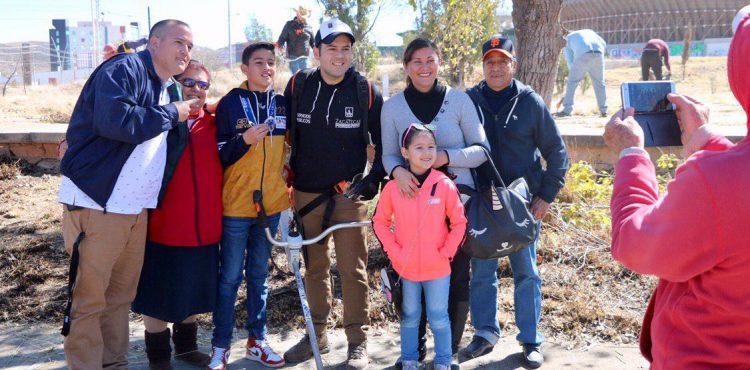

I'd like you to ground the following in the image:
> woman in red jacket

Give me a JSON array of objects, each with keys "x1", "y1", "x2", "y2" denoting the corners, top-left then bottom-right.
[
  {"x1": 603, "y1": 9, "x2": 750, "y2": 368},
  {"x1": 132, "y1": 60, "x2": 223, "y2": 369},
  {"x1": 373, "y1": 124, "x2": 467, "y2": 370}
]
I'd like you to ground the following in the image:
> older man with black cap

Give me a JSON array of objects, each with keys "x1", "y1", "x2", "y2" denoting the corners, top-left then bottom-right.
[
  {"x1": 464, "y1": 35, "x2": 569, "y2": 369},
  {"x1": 281, "y1": 17, "x2": 385, "y2": 369}
]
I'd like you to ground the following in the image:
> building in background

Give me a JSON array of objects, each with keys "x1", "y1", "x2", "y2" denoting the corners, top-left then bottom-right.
[
  {"x1": 560, "y1": 0, "x2": 747, "y2": 58},
  {"x1": 49, "y1": 19, "x2": 141, "y2": 71}
]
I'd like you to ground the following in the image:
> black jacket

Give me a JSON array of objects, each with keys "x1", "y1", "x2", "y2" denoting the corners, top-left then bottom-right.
[
  {"x1": 466, "y1": 80, "x2": 569, "y2": 203},
  {"x1": 284, "y1": 68, "x2": 385, "y2": 193},
  {"x1": 277, "y1": 18, "x2": 314, "y2": 58}
]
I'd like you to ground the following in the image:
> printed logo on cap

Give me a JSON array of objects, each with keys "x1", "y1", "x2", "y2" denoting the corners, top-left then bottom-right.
[{"x1": 491, "y1": 38, "x2": 501, "y2": 48}]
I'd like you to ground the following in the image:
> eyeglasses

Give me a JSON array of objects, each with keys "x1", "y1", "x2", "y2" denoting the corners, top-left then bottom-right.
[
  {"x1": 179, "y1": 78, "x2": 210, "y2": 91},
  {"x1": 401, "y1": 123, "x2": 436, "y2": 147}
]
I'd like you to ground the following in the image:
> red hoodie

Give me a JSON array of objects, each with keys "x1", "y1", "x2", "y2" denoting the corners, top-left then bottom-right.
[
  {"x1": 610, "y1": 15, "x2": 750, "y2": 369},
  {"x1": 148, "y1": 108, "x2": 223, "y2": 247},
  {"x1": 373, "y1": 169, "x2": 467, "y2": 282}
]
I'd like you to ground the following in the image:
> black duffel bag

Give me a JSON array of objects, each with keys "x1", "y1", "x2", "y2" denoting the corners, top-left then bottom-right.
[{"x1": 458, "y1": 148, "x2": 538, "y2": 259}]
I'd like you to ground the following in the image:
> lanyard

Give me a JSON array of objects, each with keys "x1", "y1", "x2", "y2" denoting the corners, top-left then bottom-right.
[{"x1": 239, "y1": 91, "x2": 277, "y2": 130}]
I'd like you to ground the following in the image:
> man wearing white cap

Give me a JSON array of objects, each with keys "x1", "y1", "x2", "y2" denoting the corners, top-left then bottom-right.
[
  {"x1": 282, "y1": 17, "x2": 386, "y2": 370},
  {"x1": 277, "y1": 6, "x2": 314, "y2": 73}
]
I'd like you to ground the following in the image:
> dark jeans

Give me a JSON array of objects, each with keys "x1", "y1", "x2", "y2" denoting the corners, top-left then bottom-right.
[{"x1": 641, "y1": 49, "x2": 663, "y2": 81}]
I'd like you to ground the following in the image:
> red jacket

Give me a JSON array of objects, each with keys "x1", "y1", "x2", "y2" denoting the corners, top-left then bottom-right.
[
  {"x1": 373, "y1": 169, "x2": 467, "y2": 282},
  {"x1": 610, "y1": 16, "x2": 750, "y2": 369},
  {"x1": 148, "y1": 109, "x2": 223, "y2": 247}
]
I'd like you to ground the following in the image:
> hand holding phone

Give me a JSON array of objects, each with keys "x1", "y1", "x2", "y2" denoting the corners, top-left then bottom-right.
[{"x1": 621, "y1": 81, "x2": 681, "y2": 146}]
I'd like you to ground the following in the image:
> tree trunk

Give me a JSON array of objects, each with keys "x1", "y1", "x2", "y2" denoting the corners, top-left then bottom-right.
[{"x1": 512, "y1": 0, "x2": 565, "y2": 106}]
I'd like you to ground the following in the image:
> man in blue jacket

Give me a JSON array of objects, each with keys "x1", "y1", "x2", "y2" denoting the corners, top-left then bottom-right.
[
  {"x1": 58, "y1": 19, "x2": 197, "y2": 369},
  {"x1": 556, "y1": 29, "x2": 608, "y2": 117},
  {"x1": 464, "y1": 36, "x2": 570, "y2": 369}
]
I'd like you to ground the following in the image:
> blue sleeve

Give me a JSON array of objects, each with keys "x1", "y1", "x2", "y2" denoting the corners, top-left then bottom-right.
[
  {"x1": 91, "y1": 62, "x2": 179, "y2": 144},
  {"x1": 532, "y1": 95, "x2": 570, "y2": 203},
  {"x1": 564, "y1": 46, "x2": 574, "y2": 68},
  {"x1": 216, "y1": 97, "x2": 250, "y2": 168}
]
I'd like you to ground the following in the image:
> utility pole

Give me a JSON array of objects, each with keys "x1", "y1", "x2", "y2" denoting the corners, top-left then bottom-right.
[
  {"x1": 91, "y1": 0, "x2": 101, "y2": 66},
  {"x1": 21, "y1": 43, "x2": 32, "y2": 86},
  {"x1": 227, "y1": 0, "x2": 232, "y2": 66}
]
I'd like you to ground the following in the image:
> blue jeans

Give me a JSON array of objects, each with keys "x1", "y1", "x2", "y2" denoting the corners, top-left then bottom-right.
[
  {"x1": 211, "y1": 214, "x2": 280, "y2": 348},
  {"x1": 401, "y1": 275, "x2": 452, "y2": 366},
  {"x1": 470, "y1": 220, "x2": 544, "y2": 345},
  {"x1": 563, "y1": 51, "x2": 607, "y2": 115},
  {"x1": 288, "y1": 56, "x2": 309, "y2": 74}
]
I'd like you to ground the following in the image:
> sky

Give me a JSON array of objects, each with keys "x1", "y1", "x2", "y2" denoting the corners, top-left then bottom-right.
[{"x1": 0, "y1": 0, "x2": 423, "y2": 48}]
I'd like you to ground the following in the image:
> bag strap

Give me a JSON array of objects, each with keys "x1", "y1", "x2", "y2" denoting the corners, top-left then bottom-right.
[
  {"x1": 471, "y1": 144, "x2": 508, "y2": 190},
  {"x1": 356, "y1": 75, "x2": 372, "y2": 144},
  {"x1": 62, "y1": 231, "x2": 85, "y2": 336}
]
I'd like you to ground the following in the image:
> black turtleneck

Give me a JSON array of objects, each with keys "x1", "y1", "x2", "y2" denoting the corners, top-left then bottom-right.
[
  {"x1": 404, "y1": 81, "x2": 447, "y2": 124},
  {"x1": 481, "y1": 80, "x2": 515, "y2": 115},
  {"x1": 409, "y1": 167, "x2": 431, "y2": 187}
]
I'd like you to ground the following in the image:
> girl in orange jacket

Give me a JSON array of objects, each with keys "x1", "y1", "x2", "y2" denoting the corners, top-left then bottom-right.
[{"x1": 373, "y1": 123, "x2": 467, "y2": 370}]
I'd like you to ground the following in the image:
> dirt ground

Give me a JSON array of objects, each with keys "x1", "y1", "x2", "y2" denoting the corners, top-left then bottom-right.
[{"x1": 0, "y1": 154, "x2": 655, "y2": 368}]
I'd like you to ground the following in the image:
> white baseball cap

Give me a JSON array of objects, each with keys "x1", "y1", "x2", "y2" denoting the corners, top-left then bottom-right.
[
  {"x1": 733, "y1": 5, "x2": 750, "y2": 34},
  {"x1": 315, "y1": 17, "x2": 355, "y2": 46}
]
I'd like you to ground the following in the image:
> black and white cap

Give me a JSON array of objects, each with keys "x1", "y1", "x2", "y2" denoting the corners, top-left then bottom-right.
[{"x1": 315, "y1": 17, "x2": 356, "y2": 47}]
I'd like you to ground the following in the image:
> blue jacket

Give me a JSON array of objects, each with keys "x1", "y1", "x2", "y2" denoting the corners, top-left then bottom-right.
[
  {"x1": 60, "y1": 50, "x2": 181, "y2": 209},
  {"x1": 564, "y1": 29, "x2": 606, "y2": 67},
  {"x1": 466, "y1": 80, "x2": 569, "y2": 203}
]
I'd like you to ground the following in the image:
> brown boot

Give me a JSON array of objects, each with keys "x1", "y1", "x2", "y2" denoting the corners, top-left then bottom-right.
[
  {"x1": 145, "y1": 329, "x2": 173, "y2": 370},
  {"x1": 346, "y1": 341, "x2": 369, "y2": 370},
  {"x1": 283, "y1": 333, "x2": 330, "y2": 363},
  {"x1": 172, "y1": 322, "x2": 210, "y2": 367}
]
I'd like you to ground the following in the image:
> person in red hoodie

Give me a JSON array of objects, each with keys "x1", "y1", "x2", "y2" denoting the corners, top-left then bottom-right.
[
  {"x1": 603, "y1": 9, "x2": 750, "y2": 369},
  {"x1": 131, "y1": 60, "x2": 223, "y2": 369},
  {"x1": 373, "y1": 123, "x2": 467, "y2": 370}
]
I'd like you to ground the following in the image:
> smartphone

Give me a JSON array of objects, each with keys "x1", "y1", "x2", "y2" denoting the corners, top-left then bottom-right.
[{"x1": 621, "y1": 81, "x2": 681, "y2": 146}]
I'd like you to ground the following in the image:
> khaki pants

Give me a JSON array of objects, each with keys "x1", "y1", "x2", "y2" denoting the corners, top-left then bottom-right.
[
  {"x1": 61, "y1": 207, "x2": 148, "y2": 370},
  {"x1": 294, "y1": 190, "x2": 370, "y2": 344}
]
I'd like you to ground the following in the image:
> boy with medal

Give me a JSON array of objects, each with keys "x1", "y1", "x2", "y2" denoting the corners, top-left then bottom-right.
[{"x1": 209, "y1": 41, "x2": 289, "y2": 369}]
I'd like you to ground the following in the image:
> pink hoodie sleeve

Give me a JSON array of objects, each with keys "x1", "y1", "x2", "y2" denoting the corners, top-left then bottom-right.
[
  {"x1": 701, "y1": 135, "x2": 734, "y2": 152},
  {"x1": 372, "y1": 183, "x2": 403, "y2": 266},
  {"x1": 610, "y1": 153, "x2": 725, "y2": 282},
  {"x1": 439, "y1": 181, "x2": 468, "y2": 259}
]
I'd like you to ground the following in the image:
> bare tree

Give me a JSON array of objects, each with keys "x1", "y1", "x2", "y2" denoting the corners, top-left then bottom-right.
[
  {"x1": 2, "y1": 62, "x2": 19, "y2": 97},
  {"x1": 512, "y1": 0, "x2": 566, "y2": 105}
]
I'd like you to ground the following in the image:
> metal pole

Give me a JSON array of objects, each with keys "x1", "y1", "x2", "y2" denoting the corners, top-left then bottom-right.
[
  {"x1": 147, "y1": 6, "x2": 152, "y2": 31},
  {"x1": 227, "y1": 0, "x2": 232, "y2": 66}
]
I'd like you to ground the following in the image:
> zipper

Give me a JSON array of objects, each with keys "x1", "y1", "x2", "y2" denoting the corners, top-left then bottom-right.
[{"x1": 187, "y1": 126, "x2": 203, "y2": 246}]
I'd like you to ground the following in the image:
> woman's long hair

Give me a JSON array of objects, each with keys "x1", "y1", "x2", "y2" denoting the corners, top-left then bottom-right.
[{"x1": 403, "y1": 37, "x2": 440, "y2": 88}]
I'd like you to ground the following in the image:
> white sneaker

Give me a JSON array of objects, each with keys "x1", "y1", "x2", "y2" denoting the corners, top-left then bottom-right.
[
  {"x1": 207, "y1": 346, "x2": 230, "y2": 370},
  {"x1": 245, "y1": 337, "x2": 285, "y2": 368}
]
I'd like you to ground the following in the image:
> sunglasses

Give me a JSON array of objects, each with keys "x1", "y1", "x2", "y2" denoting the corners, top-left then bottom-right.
[
  {"x1": 179, "y1": 78, "x2": 210, "y2": 91},
  {"x1": 401, "y1": 123, "x2": 436, "y2": 147}
]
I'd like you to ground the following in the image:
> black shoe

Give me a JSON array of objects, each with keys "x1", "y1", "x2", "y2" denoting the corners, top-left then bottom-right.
[
  {"x1": 145, "y1": 329, "x2": 173, "y2": 370},
  {"x1": 553, "y1": 111, "x2": 571, "y2": 118},
  {"x1": 461, "y1": 336, "x2": 494, "y2": 360},
  {"x1": 172, "y1": 322, "x2": 210, "y2": 367},
  {"x1": 600, "y1": 112, "x2": 608, "y2": 118},
  {"x1": 522, "y1": 343, "x2": 544, "y2": 369}
]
